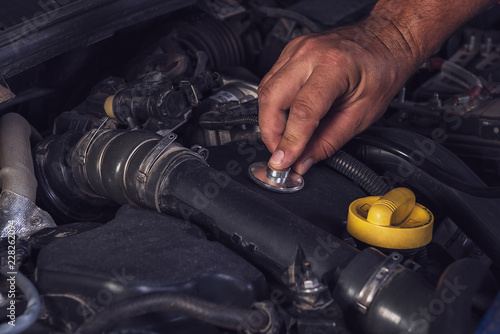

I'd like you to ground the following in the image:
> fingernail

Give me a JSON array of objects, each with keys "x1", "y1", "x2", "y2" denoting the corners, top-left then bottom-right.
[
  {"x1": 269, "y1": 149, "x2": 284, "y2": 166},
  {"x1": 300, "y1": 158, "x2": 314, "y2": 174}
]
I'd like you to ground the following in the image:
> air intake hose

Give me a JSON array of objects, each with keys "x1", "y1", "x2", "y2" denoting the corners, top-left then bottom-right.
[
  {"x1": 333, "y1": 248, "x2": 495, "y2": 334},
  {"x1": 67, "y1": 129, "x2": 358, "y2": 286}
]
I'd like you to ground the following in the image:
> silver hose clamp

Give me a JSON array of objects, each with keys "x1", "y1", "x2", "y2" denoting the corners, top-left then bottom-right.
[{"x1": 356, "y1": 252, "x2": 404, "y2": 314}]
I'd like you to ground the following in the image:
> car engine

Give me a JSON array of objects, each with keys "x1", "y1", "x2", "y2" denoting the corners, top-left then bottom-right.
[{"x1": 0, "y1": 1, "x2": 499, "y2": 333}]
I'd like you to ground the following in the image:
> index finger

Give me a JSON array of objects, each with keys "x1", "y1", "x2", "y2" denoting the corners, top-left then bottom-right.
[
  {"x1": 258, "y1": 61, "x2": 310, "y2": 152},
  {"x1": 268, "y1": 67, "x2": 348, "y2": 170}
]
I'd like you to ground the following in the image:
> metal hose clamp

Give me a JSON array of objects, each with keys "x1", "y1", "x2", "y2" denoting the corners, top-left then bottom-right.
[{"x1": 356, "y1": 252, "x2": 404, "y2": 314}]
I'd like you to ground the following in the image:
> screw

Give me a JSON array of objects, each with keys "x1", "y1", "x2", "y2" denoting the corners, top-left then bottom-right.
[{"x1": 31, "y1": 217, "x2": 42, "y2": 226}]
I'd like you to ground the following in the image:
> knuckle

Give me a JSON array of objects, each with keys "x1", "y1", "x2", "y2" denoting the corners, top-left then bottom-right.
[
  {"x1": 257, "y1": 86, "x2": 274, "y2": 107},
  {"x1": 290, "y1": 99, "x2": 318, "y2": 122},
  {"x1": 294, "y1": 37, "x2": 322, "y2": 57},
  {"x1": 303, "y1": 38, "x2": 321, "y2": 51},
  {"x1": 281, "y1": 130, "x2": 302, "y2": 147},
  {"x1": 289, "y1": 34, "x2": 308, "y2": 47},
  {"x1": 322, "y1": 49, "x2": 351, "y2": 68}
]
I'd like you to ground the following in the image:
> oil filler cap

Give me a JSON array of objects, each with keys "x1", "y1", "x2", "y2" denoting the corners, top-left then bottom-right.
[
  {"x1": 248, "y1": 161, "x2": 304, "y2": 193},
  {"x1": 347, "y1": 187, "x2": 433, "y2": 249}
]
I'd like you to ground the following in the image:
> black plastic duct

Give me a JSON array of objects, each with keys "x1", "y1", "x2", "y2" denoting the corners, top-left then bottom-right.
[{"x1": 38, "y1": 129, "x2": 359, "y2": 286}]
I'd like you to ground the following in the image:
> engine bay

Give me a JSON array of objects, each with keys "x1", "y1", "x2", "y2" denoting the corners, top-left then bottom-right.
[{"x1": 0, "y1": 1, "x2": 500, "y2": 333}]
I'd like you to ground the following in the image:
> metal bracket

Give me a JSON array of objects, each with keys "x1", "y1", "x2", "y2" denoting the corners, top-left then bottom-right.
[
  {"x1": 0, "y1": 191, "x2": 56, "y2": 239},
  {"x1": 356, "y1": 252, "x2": 403, "y2": 314}
]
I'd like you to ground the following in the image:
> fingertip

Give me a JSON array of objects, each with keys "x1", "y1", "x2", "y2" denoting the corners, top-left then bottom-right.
[{"x1": 269, "y1": 149, "x2": 285, "y2": 168}]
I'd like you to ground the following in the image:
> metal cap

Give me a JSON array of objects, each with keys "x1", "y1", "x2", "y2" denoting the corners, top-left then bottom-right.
[{"x1": 248, "y1": 161, "x2": 304, "y2": 193}]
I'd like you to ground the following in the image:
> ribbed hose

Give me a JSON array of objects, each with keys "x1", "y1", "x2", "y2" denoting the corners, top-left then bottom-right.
[
  {"x1": 224, "y1": 115, "x2": 259, "y2": 126},
  {"x1": 325, "y1": 150, "x2": 391, "y2": 196},
  {"x1": 199, "y1": 115, "x2": 259, "y2": 128},
  {"x1": 76, "y1": 292, "x2": 270, "y2": 334}
]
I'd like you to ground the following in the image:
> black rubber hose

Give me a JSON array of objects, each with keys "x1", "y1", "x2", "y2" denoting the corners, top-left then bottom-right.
[
  {"x1": 325, "y1": 150, "x2": 391, "y2": 196},
  {"x1": 76, "y1": 292, "x2": 270, "y2": 334},
  {"x1": 334, "y1": 249, "x2": 497, "y2": 334},
  {"x1": 70, "y1": 129, "x2": 359, "y2": 288},
  {"x1": 430, "y1": 259, "x2": 495, "y2": 334},
  {"x1": 353, "y1": 134, "x2": 500, "y2": 198},
  {"x1": 364, "y1": 127, "x2": 486, "y2": 185}
]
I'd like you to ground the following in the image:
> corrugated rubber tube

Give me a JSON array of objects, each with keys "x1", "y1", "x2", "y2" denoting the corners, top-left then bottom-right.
[{"x1": 325, "y1": 150, "x2": 391, "y2": 196}]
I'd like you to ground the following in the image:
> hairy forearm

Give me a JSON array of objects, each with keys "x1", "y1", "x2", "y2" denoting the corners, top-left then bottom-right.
[
  {"x1": 257, "y1": 0, "x2": 496, "y2": 174},
  {"x1": 360, "y1": 0, "x2": 496, "y2": 75}
]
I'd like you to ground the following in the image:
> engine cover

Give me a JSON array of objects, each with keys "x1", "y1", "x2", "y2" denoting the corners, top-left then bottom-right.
[{"x1": 35, "y1": 205, "x2": 267, "y2": 332}]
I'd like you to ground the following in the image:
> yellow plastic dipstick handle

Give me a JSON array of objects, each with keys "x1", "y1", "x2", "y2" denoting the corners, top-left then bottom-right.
[
  {"x1": 367, "y1": 188, "x2": 416, "y2": 226},
  {"x1": 347, "y1": 187, "x2": 434, "y2": 249}
]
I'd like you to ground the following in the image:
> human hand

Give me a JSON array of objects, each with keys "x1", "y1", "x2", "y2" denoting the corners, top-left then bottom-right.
[{"x1": 258, "y1": 19, "x2": 421, "y2": 175}]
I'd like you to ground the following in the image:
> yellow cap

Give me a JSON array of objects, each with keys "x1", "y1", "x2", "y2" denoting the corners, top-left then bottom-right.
[
  {"x1": 104, "y1": 95, "x2": 116, "y2": 118},
  {"x1": 347, "y1": 188, "x2": 433, "y2": 249}
]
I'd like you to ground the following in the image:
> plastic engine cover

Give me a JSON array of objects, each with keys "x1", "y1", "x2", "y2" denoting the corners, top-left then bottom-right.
[{"x1": 35, "y1": 205, "x2": 267, "y2": 332}]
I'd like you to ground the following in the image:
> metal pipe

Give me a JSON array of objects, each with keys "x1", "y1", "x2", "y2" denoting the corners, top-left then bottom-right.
[
  {"x1": 0, "y1": 113, "x2": 56, "y2": 239},
  {"x1": 0, "y1": 113, "x2": 37, "y2": 200}
]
